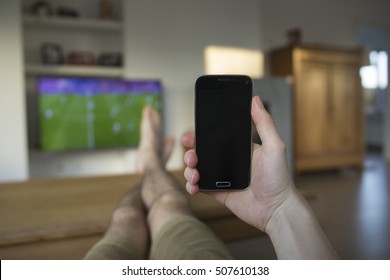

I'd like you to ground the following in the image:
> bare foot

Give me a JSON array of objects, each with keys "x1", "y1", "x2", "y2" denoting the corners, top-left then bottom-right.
[
  {"x1": 136, "y1": 106, "x2": 185, "y2": 210},
  {"x1": 136, "y1": 106, "x2": 175, "y2": 174}
]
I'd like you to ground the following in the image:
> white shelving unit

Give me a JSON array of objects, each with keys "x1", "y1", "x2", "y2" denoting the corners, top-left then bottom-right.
[
  {"x1": 23, "y1": 15, "x2": 122, "y2": 31},
  {"x1": 23, "y1": 15, "x2": 124, "y2": 78},
  {"x1": 25, "y1": 64, "x2": 124, "y2": 77}
]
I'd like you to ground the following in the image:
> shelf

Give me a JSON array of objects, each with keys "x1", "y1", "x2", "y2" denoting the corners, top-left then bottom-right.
[
  {"x1": 23, "y1": 15, "x2": 122, "y2": 31},
  {"x1": 25, "y1": 64, "x2": 124, "y2": 78}
]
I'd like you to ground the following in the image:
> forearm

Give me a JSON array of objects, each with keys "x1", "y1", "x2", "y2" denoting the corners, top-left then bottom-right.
[{"x1": 266, "y1": 190, "x2": 339, "y2": 260}]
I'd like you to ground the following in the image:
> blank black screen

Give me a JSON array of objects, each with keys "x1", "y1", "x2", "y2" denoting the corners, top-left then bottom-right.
[{"x1": 195, "y1": 75, "x2": 252, "y2": 190}]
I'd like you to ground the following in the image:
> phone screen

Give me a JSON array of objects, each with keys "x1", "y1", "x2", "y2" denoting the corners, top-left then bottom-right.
[{"x1": 195, "y1": 75, "x2": 252, "y2": 190}]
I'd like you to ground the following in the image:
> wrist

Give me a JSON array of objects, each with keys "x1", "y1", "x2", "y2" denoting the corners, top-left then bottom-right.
[
  {"x1": 264, "y1": 188, "x2": 308, "y2": 236},
  {"x1": 263, "y1": 187, "x2": 339, "y2": 259}
]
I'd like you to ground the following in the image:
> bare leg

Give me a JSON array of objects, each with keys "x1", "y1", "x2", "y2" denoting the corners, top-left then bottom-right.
[
  {"x1": 87, "y1": 107, "x2": 181, "y2": 259},
  {"x1": 136, "y1": 106, "x2": 193, "y2": 239},
  {"x1": 104, "y1": 184, "x2": 149, "y2": 258},
  {"x1": 144, "y1": 168, "x2": 193, "y2": 239}
]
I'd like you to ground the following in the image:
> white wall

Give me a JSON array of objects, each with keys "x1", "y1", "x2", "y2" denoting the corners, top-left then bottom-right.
[
  {"x1": 0, "y1": 0, "x2": 29, "y2": 182},
  {"x1": 123, "y1": 0, "x2": 263, "y2": 170},
  {"x1": 261, "y1": 0, "x2": 390, "y2": 50}
]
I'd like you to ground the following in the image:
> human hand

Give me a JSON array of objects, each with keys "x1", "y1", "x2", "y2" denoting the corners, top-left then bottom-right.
[{"x1": 182, "y1": 96, "x2": 297, "y2": 233}]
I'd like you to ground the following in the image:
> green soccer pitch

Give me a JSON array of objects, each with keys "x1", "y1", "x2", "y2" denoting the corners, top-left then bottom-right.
[{"x1": 39, "y1": 93, "x2": 161, "y2": 151}]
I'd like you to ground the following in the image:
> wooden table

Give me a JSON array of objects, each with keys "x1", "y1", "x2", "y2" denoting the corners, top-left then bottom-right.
[{"x1": 0, "y1": 171, "x2": 262, "y2": 259}]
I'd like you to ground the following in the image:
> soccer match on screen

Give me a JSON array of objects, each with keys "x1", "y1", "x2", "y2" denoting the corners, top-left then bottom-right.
[{"x1": 38, "y1": 77, "x2": 162, "y2": 151}]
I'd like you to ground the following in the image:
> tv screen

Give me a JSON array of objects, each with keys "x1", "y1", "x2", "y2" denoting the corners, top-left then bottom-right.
[{"x1": 38, "y1": 77, "x2": 162, "y2": 151}]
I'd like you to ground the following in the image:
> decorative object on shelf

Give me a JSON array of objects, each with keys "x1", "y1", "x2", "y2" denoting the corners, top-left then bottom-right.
[
  {"x1": 41, "y1": 43, "x2": 64, "y2": 65},
  {"x1": 99, "y1": 0, "x2": 117, "y2": 20},
  {"x1": 30, "y1": 1, "x2": 53, "y2": 16},
  {"x1": 67, "y1": 51, "x2": 96, "y2": 65},
  {"x1": 286, "y1": 27, "x2": 302, "y2": 45},
  {"x1": 97, "y1": 52, "x2": 122, "y2": 67},
  {"x1": 56, "y1": 6, "x2": 80, "y2": 18}
]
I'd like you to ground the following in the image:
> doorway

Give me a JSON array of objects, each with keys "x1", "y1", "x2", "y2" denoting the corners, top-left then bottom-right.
[{"x1": 358, "y1": 26, "x2": 389, "y2": 155}]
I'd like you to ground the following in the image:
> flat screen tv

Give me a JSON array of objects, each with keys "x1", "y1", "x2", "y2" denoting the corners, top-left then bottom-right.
[{"x1": 38, "y1": 77, "x2": 162, "y2": 151}]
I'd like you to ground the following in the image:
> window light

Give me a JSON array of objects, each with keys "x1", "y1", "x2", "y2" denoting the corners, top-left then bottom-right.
[
  {"x1": 360, "y1": 50, "x2": 388, "y2": 90},
  {"x1": 205, "y1": 45, "x2": 264, "y2": 78}
]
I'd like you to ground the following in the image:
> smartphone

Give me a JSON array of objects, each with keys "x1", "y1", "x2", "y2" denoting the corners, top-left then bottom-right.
[{"x1": 195, "y1": 75, "x2": 252, "y2": 191}]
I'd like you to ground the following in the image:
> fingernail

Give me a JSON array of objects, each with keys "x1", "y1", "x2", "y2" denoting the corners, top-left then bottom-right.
[
  {"x1": 184, "y1": 167, "x2": 189, "y2": 178},
  {"x1": 255, "y1": 96, "x2": 264, "y2": 108},
  {"x1": 184, "y1": 152, "x2": 190, "y2": 165},
  {"x1": 186, "y1": 182, "x2": 193, "y2": 194}
]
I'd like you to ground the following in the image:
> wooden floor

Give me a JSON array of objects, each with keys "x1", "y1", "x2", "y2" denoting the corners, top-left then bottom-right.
[{"x1": 228, "y1": 152, "x2": 390, "y2": 259}]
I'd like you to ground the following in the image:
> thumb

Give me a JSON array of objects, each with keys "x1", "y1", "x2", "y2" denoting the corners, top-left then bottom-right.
[{"x1": 251, "y1": 96, "x2": 283, "y2": 147}]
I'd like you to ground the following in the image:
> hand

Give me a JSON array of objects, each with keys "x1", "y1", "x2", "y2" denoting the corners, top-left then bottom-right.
[{"x1": 182, "y1": 96, "x2": 297, "y2": 233}]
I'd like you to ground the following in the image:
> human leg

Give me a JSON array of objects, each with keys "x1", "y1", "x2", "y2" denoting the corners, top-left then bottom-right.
[
  {"x1": 84, "y1": 185, "x2": 148, "y2": 260},
  {"x1": 85, "y1": 106, "x2": 173, "y2": 260},
  {"x1": 137, "y1": 106, "x2": 232, "y2": 259}
]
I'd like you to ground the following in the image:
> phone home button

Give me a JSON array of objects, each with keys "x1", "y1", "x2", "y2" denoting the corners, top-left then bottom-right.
[{"x1": 216, "y1": 181, "x2": 231, "y2": 188}]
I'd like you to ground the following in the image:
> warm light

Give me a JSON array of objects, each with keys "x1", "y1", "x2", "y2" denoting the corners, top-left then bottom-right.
[{"x1": 205, "y1": 46, "x2": 264, "y2": 78}]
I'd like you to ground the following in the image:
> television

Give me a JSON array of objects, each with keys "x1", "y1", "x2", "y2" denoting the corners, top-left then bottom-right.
[{"x1": 37, "y1": 77, "x2": 162, "y2": 151}]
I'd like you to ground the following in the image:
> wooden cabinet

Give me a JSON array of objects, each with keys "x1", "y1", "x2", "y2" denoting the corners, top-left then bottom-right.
[{"x1": 270, "y1": 45, "x2": 364, "y2": 172}]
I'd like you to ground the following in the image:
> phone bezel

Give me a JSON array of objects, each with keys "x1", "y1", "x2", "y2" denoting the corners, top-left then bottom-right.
[{"x1": 194, "y1": 75, "x2": 252, "y2": 191}]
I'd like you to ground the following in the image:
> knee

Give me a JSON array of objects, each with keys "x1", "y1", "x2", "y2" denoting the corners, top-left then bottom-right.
[
  {"x1": 152, "y1": 191, "x2": 191, "y2": 213},
  {"x1": 160, "y1": 191, "x2": 188, "y2": 206}
]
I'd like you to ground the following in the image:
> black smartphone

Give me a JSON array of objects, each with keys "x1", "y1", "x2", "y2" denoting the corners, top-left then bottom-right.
[{"x1": 195, "y1": 75, "x2": 252, "y2": 191}]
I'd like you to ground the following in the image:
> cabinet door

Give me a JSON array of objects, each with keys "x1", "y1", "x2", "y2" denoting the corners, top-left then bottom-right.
[
  {"x1": 328, "y1": 64, "x2": 362, "y2": 154},
  {"x1": 295, "y1": 62, "x2": 329, "y2": 157}
]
